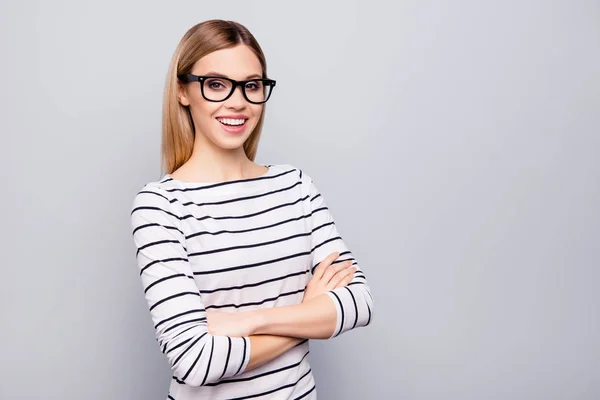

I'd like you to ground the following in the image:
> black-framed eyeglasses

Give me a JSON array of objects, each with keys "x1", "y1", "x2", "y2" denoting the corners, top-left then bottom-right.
[{"x1": 178, "y1": 73, "x2": 276, "y2": 104}]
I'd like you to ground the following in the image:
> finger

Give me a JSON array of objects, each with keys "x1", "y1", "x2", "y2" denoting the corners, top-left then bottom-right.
[
  {"x1": 333, "y1": 274, "x2": 354, "y2": 290},
  {"x1": 323, "y1": 260, "x2": 353, "y2": 282},
  {"x1": 328, "y1": 267, "x2": 355, "y2": 290},
  {"x1": 328, "y1": 266, "x2": 356, "y2": 289},
  {"x1": 322, "y1": 260, "x2": 353, "y2": 284},
  {"x1": 313, "y1": 251, "x2": 340, "y2": 279},
  {"x1": 339, "y1": 267, "x2": 357, "y2": 287}
]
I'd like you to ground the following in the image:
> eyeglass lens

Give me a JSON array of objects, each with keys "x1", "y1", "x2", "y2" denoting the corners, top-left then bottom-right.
[{"x1": 202, "y1": 78, "x2": 272, "y2": 103}]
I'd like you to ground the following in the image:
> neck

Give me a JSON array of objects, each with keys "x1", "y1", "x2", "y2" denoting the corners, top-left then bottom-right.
[{"x1": 181, "y1": 135, "x2": 255, "y2": 183}]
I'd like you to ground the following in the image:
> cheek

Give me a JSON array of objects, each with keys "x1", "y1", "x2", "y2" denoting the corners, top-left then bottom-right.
[
  {"x1": 190, "y1": 101, "x2": 220, "y2": 127},
  {"x1": 250, "y1": 105, "x2": 264, "y2": 119}
]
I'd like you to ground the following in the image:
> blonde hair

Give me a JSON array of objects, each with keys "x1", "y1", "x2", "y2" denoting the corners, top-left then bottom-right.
[{"x1": 162, "y1": 20, "x2": 269, "y2": 174}]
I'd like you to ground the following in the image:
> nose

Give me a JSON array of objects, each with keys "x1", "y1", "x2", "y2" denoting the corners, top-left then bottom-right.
[{"x1": 224, "y1": 84, "x2": 247, "y2": 109}]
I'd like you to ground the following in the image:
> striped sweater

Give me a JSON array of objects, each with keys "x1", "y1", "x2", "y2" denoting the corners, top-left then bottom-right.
[{"x1": 130, "y1": 164, "x2": 374, "y2": 400}]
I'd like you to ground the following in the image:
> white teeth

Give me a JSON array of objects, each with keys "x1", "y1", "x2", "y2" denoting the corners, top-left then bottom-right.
[{"x1": 217, "y1": 118, "x2": 245, "y2": 126}]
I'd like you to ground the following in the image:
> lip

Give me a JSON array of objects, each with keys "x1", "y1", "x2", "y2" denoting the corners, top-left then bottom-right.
[
  {"x1": 216, "y1": 114, "x2": 249, "y2": 120},
  {"x1": 216, "y1": 115, "x2": 248, "y2": 134}
]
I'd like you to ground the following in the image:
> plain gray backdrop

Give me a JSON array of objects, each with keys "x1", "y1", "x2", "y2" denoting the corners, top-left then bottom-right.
[{"x1": 1, "y1": 0, "x2": 599, "y2": 399}]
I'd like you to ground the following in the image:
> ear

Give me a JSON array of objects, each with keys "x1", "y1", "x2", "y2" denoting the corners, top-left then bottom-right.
[{"x1": 177, "y1": 81, "x2": 191, "y2": 106}]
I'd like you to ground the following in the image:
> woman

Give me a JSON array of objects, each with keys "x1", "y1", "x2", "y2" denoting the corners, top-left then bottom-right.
[{"x1": 130, "y1": 19, "x2": 374, "y2": 400}]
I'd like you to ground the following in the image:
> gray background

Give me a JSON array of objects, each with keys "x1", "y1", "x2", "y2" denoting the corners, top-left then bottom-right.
[{"x1": 1, "y1": 0, "x2": 599, "y2": 399}]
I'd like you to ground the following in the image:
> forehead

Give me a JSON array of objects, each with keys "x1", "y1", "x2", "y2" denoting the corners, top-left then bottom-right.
[{"x1": 192, "y1": 44, "x2": 262, "y2": 79}]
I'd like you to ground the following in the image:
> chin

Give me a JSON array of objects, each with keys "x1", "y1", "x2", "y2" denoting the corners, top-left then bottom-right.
[
  {"x1": 213, "y1": 124, "x2": 255, "y2": 145},
  {"x1": 213, "y1": 133, "x2": 252, "y2": 151}
]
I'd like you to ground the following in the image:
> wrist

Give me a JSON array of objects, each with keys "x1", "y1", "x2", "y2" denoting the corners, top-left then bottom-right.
[
  {"x1": 249, "y1": 309, "x2": 268, "y2": 335},
  {"x1": 252, "y1": 303, "x2": 302, "y2": 335}
]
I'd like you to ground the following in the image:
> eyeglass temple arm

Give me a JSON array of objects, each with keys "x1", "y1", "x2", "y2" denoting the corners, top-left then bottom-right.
[{"x1": 177, "y1": 74, "x2": 201, "y2": 82}]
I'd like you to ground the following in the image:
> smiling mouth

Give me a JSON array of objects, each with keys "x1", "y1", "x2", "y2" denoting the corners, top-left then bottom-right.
[{"x1": 216, "y1": 117, "x2": 247, "y2": 126}]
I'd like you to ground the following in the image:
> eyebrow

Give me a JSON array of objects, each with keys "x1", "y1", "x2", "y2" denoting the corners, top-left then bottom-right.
[{"x1": 202, "y1": 72, "x2": 263, "y2": 79}]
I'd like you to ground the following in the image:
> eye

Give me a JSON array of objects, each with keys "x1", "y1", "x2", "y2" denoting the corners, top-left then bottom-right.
[
  {"x1": 206, "y1": 79, "x2": 227, "y2": 90},
  {"x1": 245, "y1": 80, "x2": 263, "y2": 91}
]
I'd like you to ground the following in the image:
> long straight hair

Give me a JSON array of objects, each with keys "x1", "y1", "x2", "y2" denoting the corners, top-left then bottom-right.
[{"x1": 162, "y1": 20, "x2": 269, "y2": 174}]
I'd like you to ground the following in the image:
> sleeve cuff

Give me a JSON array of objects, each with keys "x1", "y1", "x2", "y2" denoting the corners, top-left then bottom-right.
[
  {"x1": 239, "y1": 336, "x2": 252, "y2": 373},
  {"x1": 325, "y1": 290, "x2": 343, "y2": 338}
]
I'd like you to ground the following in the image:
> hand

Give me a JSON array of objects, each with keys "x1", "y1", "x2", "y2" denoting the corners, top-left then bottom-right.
[
  {"x1": 206, "y1": 310, "x2": 257, "y2": 337},
  {"x1": 302, "y1": 252, "x2": 356, "y2": 303}
]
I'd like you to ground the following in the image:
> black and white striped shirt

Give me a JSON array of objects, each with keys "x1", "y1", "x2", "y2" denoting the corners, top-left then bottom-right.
[{"x1": 130, "y1": 164, "x2": 374, "y2": 400}]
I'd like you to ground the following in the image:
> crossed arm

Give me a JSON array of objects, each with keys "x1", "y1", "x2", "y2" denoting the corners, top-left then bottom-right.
[
  {"x1": 131, "y1": 174, "x2": 374, "y2": 386},
  {"x1": 207, "y1": 252, "x2": 356, "y2": 371}
]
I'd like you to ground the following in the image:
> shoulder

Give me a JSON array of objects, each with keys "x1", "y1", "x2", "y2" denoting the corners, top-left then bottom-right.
[
  {"x1": 268, "y1": 163, "x2": 316, "y2": 185},
  {"x1": 130, "y1": 178, "x2": 178, "y2": 220},
  {"x1": 267, "y1": 163, "x2": 323, "y2": 203}
]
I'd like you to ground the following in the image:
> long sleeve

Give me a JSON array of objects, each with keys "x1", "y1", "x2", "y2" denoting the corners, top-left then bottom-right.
[
  {"x1": 130, "y1": 187, "x2": 251, "y2": 387},
  {"x1": 302, "y1": 171, "x2": 374, "y2": 338}
]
